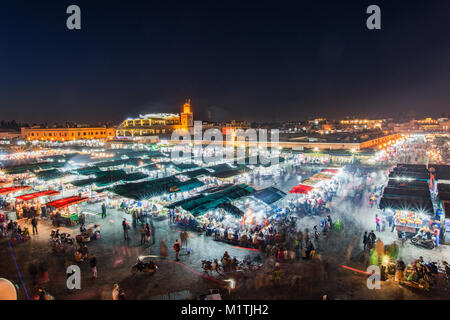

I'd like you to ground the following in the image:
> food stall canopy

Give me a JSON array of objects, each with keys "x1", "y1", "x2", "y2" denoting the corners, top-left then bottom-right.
[
  {"x1": 259, "y1": 156, "x2": 285, "y2": 167},
  {"x1": 169, "y1": 162, "x2": 199, "y2": 171},
  {"x1": 3, "y1": 162, "x2": 64, "y2": 175},
  {"x1": 289, "y1": 184, "x2": 315, "y2": 194},
  {"x1": 252, "y1": 187, "x2": 286, "y2": 205},
  {"x1": 438, "y1": 183, "x2": 450, "y2": 202},
  {"x1": 379, "y1": 196, "x2": 434, "y2": 215},
  {"x1": 232, "y1": 156, "x2": 285, "y2": 167},
  {"x1": 396, "y1": 164, "x2": 427, "y2": 170},
  {"x1": 444, "y1": 202, "x2": 450, "y2": 219},
  {"x1": 110, "y1": 176, "x2": 180, "y2": 200},
  {"x1": 140, "y1": 163, "x2": 159, "y2": 171},
  {"x1": 35, "y1": 169, "x2": 70, "y2": 181},
  {"x1": 166, "y1": 194, "x2": 204, "y2": 209},
  {"x1": 320, "y1": 168, "x2": 339, "y2": 174},
  {"x1": 301, "y1": 178, "x2": 322, "y2": 187},
  {"x1": 169, "y1": 184, "x2": 254, "y2": 216},
  {"x1": 387, "y1": 179, "x2": 429, "y2": 189},
  {"x1": 46, "y1": 196, "x2": 88, "y2": 209},
  {"x1": 218, "y1": 202, "x2": 245, "y2": 217},
  {"x1": 383, "y1": 187, "x2": 431, "y2": 199},
  {"x1": 180, "y1": 168, "x2": 211, "y2": 179},
  {"x1": 310, "y1": 173, "x2": 332, "y2": 180},
  {"x1": 211, "y1": 165, "x2": 250, "y2": 179},
  {"x1": 202, "y1": 184, "x2": 233, "y2": 194},
  {"x1": 429, "y1": 164, "x2": 450, "y2": 180},
  {"x1": 208, "y1": 163, "x2": 233, "y2": 173},
  {"x1": 16, "y1": 190, "x2": 59, "y2": 201},
  {"x1": 94, "y1": 157, "x2": 154, "y2": 168},
  {"x1": 116, "y1": 150, "x2": 167, "y2": 158},
  {"x1": 392, "y1": 167, "x2": 428, "y2": 176},
  {"x1": 74, "y1": 166, "x2": 103, "y2": 176},
  {"x1": 389, "y1": 170, "x2": 430, "y2": 181},
  {"x1": 71, "y1": 170, "x2": 148, "y2": 187},
  {"x1": 0, "y1": 186, "x2": 31, "y2": 195},
  {"x1": 170, "y1": 178, "x2": 204, "y2": 193}
]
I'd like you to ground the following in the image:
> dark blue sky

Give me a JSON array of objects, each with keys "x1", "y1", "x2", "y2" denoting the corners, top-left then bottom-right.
[{"x1": 1, "y1": 0, "x2": 450, "y2": 123}]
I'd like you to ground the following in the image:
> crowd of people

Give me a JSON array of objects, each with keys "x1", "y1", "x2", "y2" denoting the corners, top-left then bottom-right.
[{"x1": 288, "y1": 179, "x2": 340, "y2": 216}]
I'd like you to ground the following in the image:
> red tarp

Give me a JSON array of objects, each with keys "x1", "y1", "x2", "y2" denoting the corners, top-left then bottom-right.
[
  {"x1": 289, "y1": 185, "x2": 315, "y2": 194},
  {"x1": 0, "y1": 186, "x2": 31, "y2": 195},
  {"x1": 320, "y1": 168, "x2": 339, "y2": 174},
  {"x1": 46, "y1": 196, "x2": 88, "y2": 209},
  {"x1": 16, "y1": 190, "x2": 60, "y2": 201}
]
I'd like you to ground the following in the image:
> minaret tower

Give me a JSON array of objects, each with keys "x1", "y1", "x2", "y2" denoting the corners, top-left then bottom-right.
[{"x1": 181, "y1": 99, "x2": 194, "y2": 127}]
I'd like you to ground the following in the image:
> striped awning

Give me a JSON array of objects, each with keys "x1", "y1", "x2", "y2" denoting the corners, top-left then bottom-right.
[
  {"x1": 46, "y1": 196, "x2": 88, "y2": 209},
  {"x1": 289, "y1": 185, "x2": 315, "y2": 194},
  {"x1": 16, "y1": 190, "x2": 60, "y2": 201},
  {"x1": 0, "y1": 186, "x2": 31, "y2": 195}
]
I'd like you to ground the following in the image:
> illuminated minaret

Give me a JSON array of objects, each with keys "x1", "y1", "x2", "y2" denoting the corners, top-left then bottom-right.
[{"x1": 181, "y1": 99, "x2": 194, "y2": 127}]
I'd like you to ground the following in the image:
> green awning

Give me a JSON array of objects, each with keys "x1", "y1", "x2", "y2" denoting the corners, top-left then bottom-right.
[
  {"x1": 109, "y1": 176, "x2": 179, "y2": 200},
  {"x1": 35, "y1": 169, "x2": 70, "y2": 181}
]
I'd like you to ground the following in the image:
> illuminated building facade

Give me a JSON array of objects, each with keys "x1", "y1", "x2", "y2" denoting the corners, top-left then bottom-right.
[
  {"x1": 339, "y1": 119, "x2": 383, "y2": 130},
  {"x1": 116, "y1": 99, "x2": 194, "y2": 137},
  {"x1": 21, "y1": 127, "x2": 116, "y2": 141}
]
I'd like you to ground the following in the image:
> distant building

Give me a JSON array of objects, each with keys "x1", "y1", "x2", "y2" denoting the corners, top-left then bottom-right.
[
  {"x1": 116, "y1": 99, "x2": 194, "y2": 137},
  {"x1": 339, "y1": 119, "x2": 383, "y2": 130},
  {"x1": 21, "y1": 126, "x2": 115, "y2": 141},
  {"x1": 439, "y1": 121, "x2": 450, "y2": 132},
  {"x1": 0, "y1": 130, "x2": 24, "y2": 140}
]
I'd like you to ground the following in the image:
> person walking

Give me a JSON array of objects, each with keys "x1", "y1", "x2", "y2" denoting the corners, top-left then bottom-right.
[
  {"x1": 387, "y1": 214, "x2": 393, "y2": 229},
  {"x1": 368, "y1": 230, "x2": 376, "y2": 248},
  {"x1": 31, "y1": 217, "x2": 38, "y2": 235},
  {"x1": 173, "y1": 239, "x2": 181, "y2": 261},
  {"x1": 0, "y1": 221, "x2": 5, "y2": 239},
  {"x1": 391, "y1": 217, "x2": 396, "y2": 232},
  {"x1": 395, "y1": 258, "x2": 405, "y2": 282},
  {"x1": 131, "y1": 211, "x2": 137, "y2": 229},
  {"x1": 112, "y1": 284, "x2": 120, "y2": 300},
  {"x1": 150, "y1": 219, "x2": 156, "y2": 245},
  {"x1": 363, "y1": 231, "x2": 369, "y2": 250},
  {"x1": 140, "y1": 225, "x2": 146, "y2": 245},
  {"x1": 375, "y1": 214, "x2": 381, "y2": 232},
  {"x1": 145, "y1": 223, "x2": 151, "y2": 243},
  {"x1": 327, "y1": 215, "x2": 333, "y2": 230},
  {"x1": 122, "y1": 219, "x2": 129, "y2": 240},
  {"x1": 101, "y1": 203, "x2": 107, "y2": 219},
  {"x1": 180, "y1": 231, "x2": 188, "y2": 248},
  {"x1": 160, "y1": 240, "x2": 168, "y2": 259},
  {"x1": 89, "y1": 254, "x2": 97, "y2": 279}
]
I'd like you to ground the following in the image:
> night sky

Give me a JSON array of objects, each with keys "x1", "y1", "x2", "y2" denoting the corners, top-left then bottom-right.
[{"x1": 1, "y1": 0, "x2": 450, "y2": 123}]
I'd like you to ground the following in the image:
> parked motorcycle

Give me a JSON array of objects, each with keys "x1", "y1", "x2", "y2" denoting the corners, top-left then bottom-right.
[
  {"x1": 131, "y1": 256, "x2": 158, "y2": 275},
  {"x1": 49, "y1": 229, "x2": 74, "y2": 253},
  {"x1": 410, "y1": 235, "x2": 435, "y2": 249}
]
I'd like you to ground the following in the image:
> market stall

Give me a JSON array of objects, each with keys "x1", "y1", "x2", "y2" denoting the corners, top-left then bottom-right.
[
  {"x1": 289, "y1": 184, "x2": 315, "y2": 194},
  {"x1": 0, "y1": 186, "x2": 31, "y2": 195},
  {"x1": 46, "y1": 196, "x2": 88, "y2": 226},
  {"x1": 15, "y1": 190, "x2": 60, "y2": 218}
]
